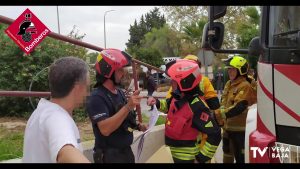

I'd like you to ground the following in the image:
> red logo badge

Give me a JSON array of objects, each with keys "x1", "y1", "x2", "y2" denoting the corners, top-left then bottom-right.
[
  {"x1": 200, "y1": 112, "x2": 209, "y2": 122},
  {"x1": 5, "y1": 8, "x2": 51, "y2": 54}
]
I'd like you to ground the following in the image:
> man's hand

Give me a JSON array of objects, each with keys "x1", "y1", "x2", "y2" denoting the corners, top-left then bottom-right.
[
  {"x1": 138, "y1": 123, "x2": 148, "y2": 132},
  {"x1": 147, "y1": 96, "x2": 156, "y2": 106},
  {"x1": 214, "y1": 109, "x2": 225, "y2": 126},
  {"x1": 127, "y1": 90, "x2": 142, "y2": 110}
]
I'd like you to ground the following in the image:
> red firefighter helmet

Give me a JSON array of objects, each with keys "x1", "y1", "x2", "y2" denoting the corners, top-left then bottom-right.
[
  {"x1": 166, "y1": 59, "x2": 202, "y2": 91},
  {"x1": 95, "y1": 48, "x2": 131, "y2": 78}
]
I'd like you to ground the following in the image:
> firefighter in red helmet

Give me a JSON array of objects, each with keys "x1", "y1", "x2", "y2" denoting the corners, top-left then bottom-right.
[
  {"x1": 147, "y1": 59, "x2": 221, "y2": 163},
  {"x1": 87, "y1": 48, "x2": 147, "y2": 163}
]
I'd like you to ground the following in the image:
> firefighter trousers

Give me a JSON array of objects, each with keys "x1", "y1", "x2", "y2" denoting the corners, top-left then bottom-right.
[
  {"x1": 93, "y1": 146, "x2": 135, "y2": 163},
  {"x1": 222, "y1": 130, "x2": 245, "y2": 163}
]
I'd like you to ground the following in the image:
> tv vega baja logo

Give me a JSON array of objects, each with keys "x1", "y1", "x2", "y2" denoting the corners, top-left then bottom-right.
[
  {"x1": 5, "y1": 8, "x2": 51, "y2": 54},
  {"x1": 251, "y1": 146, "x2": 290, "y2": 159}
]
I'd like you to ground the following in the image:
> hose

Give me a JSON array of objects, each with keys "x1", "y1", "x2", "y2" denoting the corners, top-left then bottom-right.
[{"x1": 28, "y1": 66, "x2": 49, "y2": 110}]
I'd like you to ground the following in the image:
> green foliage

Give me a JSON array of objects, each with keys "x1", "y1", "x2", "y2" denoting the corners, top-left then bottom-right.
[
  {"x1": 163, "y1": 6, "x2": 261, "y2": 71},
  {"x1": 180, "y1": 19, "x2": 207, "y2": 55},
  {"x1": 161, "y1": 6, "x2": 208, "y2": 31},
  {"x1": 0, "y1": 25, "x2": 89, "y2": 118},
  {"x1": 73, "y1": 107, "x2": 88, "y2": 122},
  {"x1": 144, "y1": 7, "x2": 166, "y2": 31},
  {"x1": 86, "y1": 52, "x2": 99, "y2": 65},
  {"x1": 126, "y1": 7, "x2": 166, "y2": 53},
  {"x1": 134, "y1": 48, "x2": 164, "y2": 68},
  {"x1": 182, "y1": 19, "x2": 206, "y2": 45},
  {"x1": 236, "y1": 7, "x2": 260, "y2": 70},
  {"x1": 236, "y1": 7, "x2": 260, "y2": 49},
  {"x1": 142, "y1": 24, "x2": 181, "y2": 57}
]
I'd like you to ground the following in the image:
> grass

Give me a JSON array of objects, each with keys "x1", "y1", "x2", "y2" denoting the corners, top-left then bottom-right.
[
  {"x1": 142, "y1": 113, "x2": 166, "y2": 126},
  {"x1": 0, "y1": 127, "x2": 24, "y2": 161},
  {"x1": 0, "y1": 112, "x2": 166, "y2": 162}
]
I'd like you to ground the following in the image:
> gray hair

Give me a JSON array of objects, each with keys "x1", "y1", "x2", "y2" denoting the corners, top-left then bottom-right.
[{"x1": 49, "y1": 56, "x2": 88, "y2": 98}]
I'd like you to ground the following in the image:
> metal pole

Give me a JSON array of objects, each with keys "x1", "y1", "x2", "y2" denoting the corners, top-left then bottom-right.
[
  {"x1": 0, "y1": 14, "x2": 168, "y2": 123},
  {"x1": 132, "y1": 59, "x2": 164, "y2": 73},
  {"x1": 56, "y1": 6, "x2": 60, "y2": 34},
  {"x1": 104, "y1": 10, "x2": 115, "y2": 49},
  {"x1": 203, "y1": 50, "x2": 208, "y2": 77},
  {"x1": 131, "y1": 62, "x2": 142, "y2": 123},
  {"x1": 104, "y1": 12, "x2": 106, "y2": 49}
]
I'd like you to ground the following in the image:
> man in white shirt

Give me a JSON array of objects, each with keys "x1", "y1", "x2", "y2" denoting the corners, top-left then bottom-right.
[{"x1": 23, "y1": 57, "x2": 90, "y2": 163}]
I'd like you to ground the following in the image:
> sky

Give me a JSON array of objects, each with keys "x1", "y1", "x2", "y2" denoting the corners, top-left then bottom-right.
[{"x1": 0, "y1": 6, "x2": 160, "y2": 52}]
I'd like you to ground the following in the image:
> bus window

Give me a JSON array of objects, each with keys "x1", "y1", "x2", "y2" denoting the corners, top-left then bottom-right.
[{"x1": 269, "y1": 6, "x2": 300, "y2": 47}]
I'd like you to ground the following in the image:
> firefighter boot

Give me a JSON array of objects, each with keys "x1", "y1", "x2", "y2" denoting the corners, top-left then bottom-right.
[{"x1": 222, "y1": 131, "x2": 234, "y2": 163}]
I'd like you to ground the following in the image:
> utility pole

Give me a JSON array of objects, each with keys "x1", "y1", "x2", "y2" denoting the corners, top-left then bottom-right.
[
  {"x1": 56, "y1": 6, "x2": 60, "y2": 34},
  {"x1": 104, "y1": 10, "x2": 115, "y2": 49}
]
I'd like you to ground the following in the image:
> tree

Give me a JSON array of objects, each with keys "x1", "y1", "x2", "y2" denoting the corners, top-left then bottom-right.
[
  {"x1": 161, "y1": 6, "x2": 208, "y2": 31},
  {"x1": 236, "y1": 7, "x2": 260, "y2": 71},
  {"x1": 162, "y1": 6, "x2": 258, "y2": 50},
  {"x1": 0, "y1": 24, "x2": 89, "y2": 117},
  {"x1": 236, "y1": 7, "x2": 260, "y2": 48},
  {"x1": 145, "y1": 7, "x2": 166, "y2": 32},
  {"x1": 142, "y1": 24, "x2": 181, "y2": 57},
  {"x1": 182, "y1": 19, "x2": 206, "y2": 45},
  {"x1": 126, "y1": 7, "x2": 166, "y2": 54},
  {"x1": 134, "y1": 48, "x2": 164, "y2": 68},
  {"x1": 126, "y1": 20, "x2": 140, "y2": 51},
  {"x1": 179, "y1": 18, "x2": 208, "y2": 55},
  {"x1": 86, "y1": 52, "x2": 99, "y2": 65}
]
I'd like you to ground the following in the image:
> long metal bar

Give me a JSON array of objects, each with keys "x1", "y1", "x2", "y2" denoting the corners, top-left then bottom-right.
[
  {"x1": 0, "y1": 15, "x2": 104, "y2": 52},
  {"x1": 132, "y1": 59, "x2": 164, "y2": 73},
  {"x1": 0, "y1": 91, "x2": 165, "y2": 99},
  {"x1": 0, "y1": 91, "x2": 51, "y2": 97},
  {"x1": 0, "y1": 15, "x2": 164, "y2": 72},
  {"x1": 0, "y1": 14, "x2": 167, "y2": 123}
]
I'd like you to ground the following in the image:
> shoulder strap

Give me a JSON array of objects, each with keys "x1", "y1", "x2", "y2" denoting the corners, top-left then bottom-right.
[
  {"x1": 97, "y1": 86, "x2": 117, "y2": 114},
  {"x1": 117, "y1": 88, "x2": 127, "y2": 104}
]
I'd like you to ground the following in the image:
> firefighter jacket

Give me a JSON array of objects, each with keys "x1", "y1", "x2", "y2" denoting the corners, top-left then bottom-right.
[
  {"x1": 220, "y1": 76, "x2": 257, "y2": 131},
  {"x1": 166, "y1": 76, "x2": 220, "y2": 110},
  {"x1": 156, "y1": 94, "x2": 221, "y2": 162},
  {"x1": 248, "y1": 75, "x2": 258, "y2": 94}
]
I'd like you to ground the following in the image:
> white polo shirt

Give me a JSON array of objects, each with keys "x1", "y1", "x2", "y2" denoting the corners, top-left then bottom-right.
[{"x1": 22, "y1": 98, "x2": 83, "y2": 163}]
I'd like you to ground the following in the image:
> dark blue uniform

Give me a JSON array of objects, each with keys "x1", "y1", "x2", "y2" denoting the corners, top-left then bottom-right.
[{"x1": 86, "y1": 86, "x2": 138, "y2": 163}]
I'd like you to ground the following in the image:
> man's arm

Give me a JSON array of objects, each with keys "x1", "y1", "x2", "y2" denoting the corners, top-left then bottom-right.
[
  {"x1": 202, "y1": 77, "x2": 220, "y2": 110},
  {"x1": 219, "y1": 84, "x2": 253, "y2": 119},
  {"x1": 189, "y1": 99, "x2": 221, "y2": 163},
  {"x1": 57, "y1": 144, "x2": 90, "y2": 163},
  {"x1": 165, "y1": 87, "x2": 173, "y2": 99},
  {"x1": 97, "y1": 90, "x2": 141, "y2": 136},
  {"x1": 147, "y1": 96, "x2": 172, "y2": 113}
]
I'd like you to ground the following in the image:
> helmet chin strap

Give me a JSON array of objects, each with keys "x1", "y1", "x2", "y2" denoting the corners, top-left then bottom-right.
[
  {"x1": 234, "y1": 74, "x2": 239, "y2": 80},
  {"x1": 110, "y1": 72, "x2": 120, "y2": 86},
  {"x1": 231, "y1": 68, "x2": 240, "y2": 81}
]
